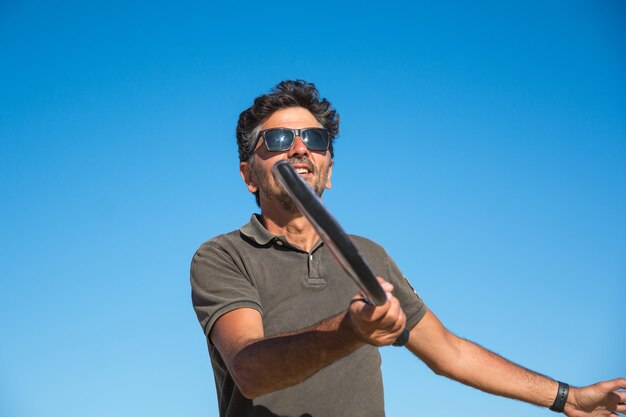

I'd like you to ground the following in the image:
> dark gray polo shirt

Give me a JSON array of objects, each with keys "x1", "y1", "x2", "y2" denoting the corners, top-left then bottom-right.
[{"x1": 191, "y1": 214, "x2": 428, "y2": 417}]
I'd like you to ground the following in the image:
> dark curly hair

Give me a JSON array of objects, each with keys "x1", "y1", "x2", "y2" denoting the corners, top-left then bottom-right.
[{"x1": 236, "y1": 80, "x2": 340, "y2": 163}]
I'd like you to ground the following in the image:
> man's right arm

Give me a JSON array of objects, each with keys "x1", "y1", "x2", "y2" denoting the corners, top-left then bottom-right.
[{"x1": 210, "y1": 280, "x2": 405, "y2": 399}]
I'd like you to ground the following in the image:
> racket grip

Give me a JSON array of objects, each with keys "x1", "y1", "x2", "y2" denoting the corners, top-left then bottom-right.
[{"x1": 392, "y1": 327, "x2": 409, "y2": 347}]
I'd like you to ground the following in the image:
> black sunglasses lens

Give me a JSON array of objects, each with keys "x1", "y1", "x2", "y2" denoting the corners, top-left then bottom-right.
[
  {"x1": 262, "y1": 128, "x2": 329, "y2": 152},
  {"x1": 302, "y1": 129, "x2": 330, "y2": 150},
  {"x1": 264, "y1": 129, "x2": 294, "y2": 151}
]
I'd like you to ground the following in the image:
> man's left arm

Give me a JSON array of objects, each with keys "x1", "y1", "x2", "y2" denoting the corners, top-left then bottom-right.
[{"x1": 406, "y1": 310, "x2": 626, "y2": 416}]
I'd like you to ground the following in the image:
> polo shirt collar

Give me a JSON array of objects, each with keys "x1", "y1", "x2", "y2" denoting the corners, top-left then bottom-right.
[
  {"x1": 239, "y1": 214, "x2": 324, "y2": 252},
  {"x1": 240, "y1": 214, "x2": 275, "y2": 245}
]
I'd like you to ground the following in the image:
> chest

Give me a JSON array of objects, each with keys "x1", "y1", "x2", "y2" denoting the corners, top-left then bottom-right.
[{"x1": 240, "y1": 245, "x2": 362, "y2": 337}]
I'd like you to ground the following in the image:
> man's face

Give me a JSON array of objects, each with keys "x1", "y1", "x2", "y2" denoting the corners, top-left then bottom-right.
[{"x1": 240, "y1": 107, "x2": 333, "y2": 213}]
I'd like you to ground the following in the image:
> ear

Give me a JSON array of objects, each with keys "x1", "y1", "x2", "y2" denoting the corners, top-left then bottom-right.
[
  {"x1": 240, "y1": 161, "x2": 258, "y2": 193},
  {"x1": 325, "y1": 159, "x2": 333, "y2": 190}
]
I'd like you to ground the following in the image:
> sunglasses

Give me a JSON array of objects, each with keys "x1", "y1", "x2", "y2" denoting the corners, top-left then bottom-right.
[{"x1": 255, "y1": 128, "x2": 331, "y2": 152}]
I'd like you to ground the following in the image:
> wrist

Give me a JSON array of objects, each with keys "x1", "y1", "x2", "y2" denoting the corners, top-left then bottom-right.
[
  {"x1": 549, "y1": 381, "x2": 570, "y2": 413},
  {"x1": 562, "y1": 386, "x2": 579, "y2": 416},
  {"x1": 340, "y1": 309, "x2": 367, "y2": 346}
]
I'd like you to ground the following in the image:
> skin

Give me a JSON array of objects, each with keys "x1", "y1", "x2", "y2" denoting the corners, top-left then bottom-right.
[
  {"x1": 212, "y1": 106, "x2": 626, "y2": 414},
  {"x1": 240, "y1": 106, "x2": 334, "y2": 251}
]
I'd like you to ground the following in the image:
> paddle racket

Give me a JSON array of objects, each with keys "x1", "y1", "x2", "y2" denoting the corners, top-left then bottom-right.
[{"x1": 272, "y1": 160, "x2": 409, "y2": 346}]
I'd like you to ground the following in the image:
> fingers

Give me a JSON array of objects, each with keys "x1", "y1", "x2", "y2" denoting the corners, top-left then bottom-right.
[
  {"x1": 348, "y1": 277, "x2": 406, "y2": 346},
  {"x1": 609, "y1": 378, "x2": 626, "y2": 391},
  {"x1": 602, "y1": 380, "x2": 626, "y2": 416},
  {"x1": 350, "y1": 279, "x2": 395, "y2": 321},
  {"x1": 615, "y1": 390, "x2": 626, "y2": 414}
]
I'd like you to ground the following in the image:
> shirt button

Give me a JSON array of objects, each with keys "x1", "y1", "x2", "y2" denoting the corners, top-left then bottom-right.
[{"x1": 276, "y1": 240, "x2": 283, "y2": 246}]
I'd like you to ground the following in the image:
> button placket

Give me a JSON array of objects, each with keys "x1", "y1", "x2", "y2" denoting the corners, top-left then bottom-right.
[{"x1": 307, "y1": 251, "x2": 325, "y2": 286}]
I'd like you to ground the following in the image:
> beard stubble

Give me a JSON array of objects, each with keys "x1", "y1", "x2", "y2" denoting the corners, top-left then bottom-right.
[{"x1": 252, "y1": 157, "x2": 330, "y2": 214}]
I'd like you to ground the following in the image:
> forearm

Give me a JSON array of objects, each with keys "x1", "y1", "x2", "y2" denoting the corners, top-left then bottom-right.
[
  {"x1": 437, "y1": 336, "x2": 558, "y2": 407},
  {"x1": 231, "y1": 311, "x2": 364, "y2": 398},
  {"x1": 410, "y1": 312, "x2": 626, "y2": 416},
  {"x1": 408, "y1": 312, "x2": 560, "y2": 409},
  {"x1": 215, "y1": 281, "x2": 404, "y2": 399}
]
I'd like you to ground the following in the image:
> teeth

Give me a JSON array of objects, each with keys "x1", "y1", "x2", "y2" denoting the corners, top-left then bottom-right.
[{"x1": 295, "y1": 168, "x2": 308, "y2": 174}]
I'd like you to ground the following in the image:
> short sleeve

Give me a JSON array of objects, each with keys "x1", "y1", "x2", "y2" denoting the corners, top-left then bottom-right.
[
  {"x1": 383, "y1": 252, "x2": 428, "y2": 330},
  {"x1": 190, "y1": 238, "x2": 262, "y2": 341}
]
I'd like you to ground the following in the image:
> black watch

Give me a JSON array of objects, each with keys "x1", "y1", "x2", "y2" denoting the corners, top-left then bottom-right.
[{"x1": 549, "y1": 381, "x2": 569, "y2": 413}]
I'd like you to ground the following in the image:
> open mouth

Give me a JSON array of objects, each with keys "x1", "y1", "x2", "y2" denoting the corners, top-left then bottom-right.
[{"x1": 292, "y1": 165, "x2": 313, "y2": 175}]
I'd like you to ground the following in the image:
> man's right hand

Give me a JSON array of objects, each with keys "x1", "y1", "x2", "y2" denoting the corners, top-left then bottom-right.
[{"x1": 346, "y1": 277, "x2": 407, "y2": 346}]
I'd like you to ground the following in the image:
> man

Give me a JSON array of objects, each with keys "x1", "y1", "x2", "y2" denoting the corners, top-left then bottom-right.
[{"x1": 191, "y1": 80, "x2": 625, "y2": 417}]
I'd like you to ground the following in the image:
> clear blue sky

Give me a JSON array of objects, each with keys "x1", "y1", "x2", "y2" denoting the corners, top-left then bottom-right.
[{"x1": 1, "y1": 1, "x2": 624, "y2": 416}]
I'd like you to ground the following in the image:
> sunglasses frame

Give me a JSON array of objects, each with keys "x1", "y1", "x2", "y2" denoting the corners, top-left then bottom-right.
[{"x1": 255, "y1": 128, "x2": 331, "y2": 153}]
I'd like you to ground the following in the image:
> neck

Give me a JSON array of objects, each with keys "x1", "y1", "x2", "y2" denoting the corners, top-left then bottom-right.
[{"x1": 259, "y1": 202, "x2": 320, "y2": 253}]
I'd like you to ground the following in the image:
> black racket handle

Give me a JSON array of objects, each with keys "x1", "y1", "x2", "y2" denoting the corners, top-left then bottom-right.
[{"x1": 273, "y1": 160, "x2": 409, "y2": 348}]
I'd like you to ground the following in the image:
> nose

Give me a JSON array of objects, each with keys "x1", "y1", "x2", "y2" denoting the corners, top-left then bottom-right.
[{"x1": 288, "y1": 134, "x2": 309, "y2": 157}]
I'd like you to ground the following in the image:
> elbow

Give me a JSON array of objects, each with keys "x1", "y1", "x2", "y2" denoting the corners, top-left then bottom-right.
[
  {"x1": 231, "y1": 361, "x2": 269, "y2": 399},
  {"x1": 238, "y1": 385, "x2": 259, "y2": 400},
  {"x1": 423, "y1": 355, "x2": 457, "y2": 379},
  {"x1": 431, "y1": 364, "x2": 452, "y2": 378},
  {"x1": 430, "y1": 364, "x2": 444, "y2": 376},
  {"x1": 237, "y1": 380, "x2": 271, "y2": 400},
  {"x1": 236, "y1": 379, "x2": 266, "y2": 400},
  {"x1": 231, "y1": 366, "x2": 261, "y2": 399},
  {"x1": 427, "y1": 360, "x2": 448, "y2": 377}
]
